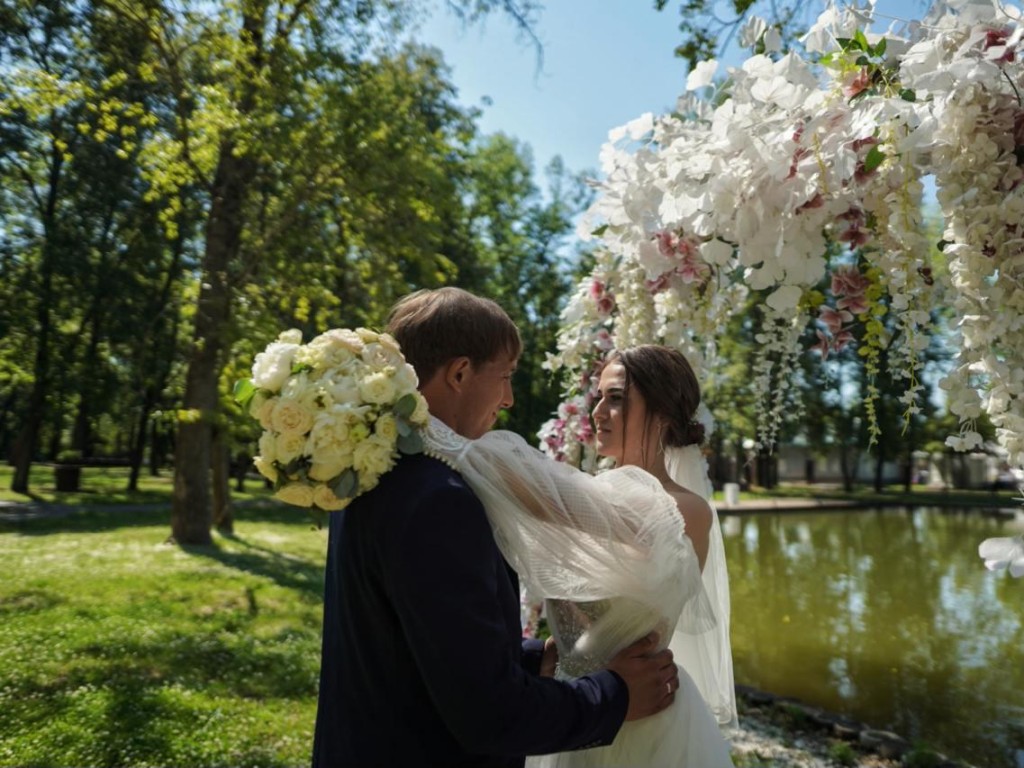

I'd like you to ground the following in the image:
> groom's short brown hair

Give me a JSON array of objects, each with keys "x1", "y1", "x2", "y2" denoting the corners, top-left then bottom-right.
[{"x1": 386, "y1": 287, "x2": 521, "y2": 382}]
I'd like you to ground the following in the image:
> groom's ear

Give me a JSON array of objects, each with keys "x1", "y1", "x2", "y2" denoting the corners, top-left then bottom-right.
[{"x1": 444, "y1": 357, "x2": 473, "y2": 392}]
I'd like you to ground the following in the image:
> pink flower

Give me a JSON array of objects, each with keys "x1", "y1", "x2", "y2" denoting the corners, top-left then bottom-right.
[
  {"x1": 656, "y1": 230, "x2": 676, "y2": 258},
  {"x1": 842, "y1": 68, "x2": 871, "y2": 100},
  {"x1": 589, "y1": 279, "x2": 605, "y2": 301},
  {"x1": 831, "y1": 265, "x2": 870, "y2": 296},
  {"x1": 984, "y1": 28, "x2": 1016, "y2": 63},
  {"x1": 818, "y1": 306, "x2": 853, "y2": 335},
  {"x1": 594, "y1": 329, "x2": 613, "y2": 351},
  {"x1": 596, "y1": 294, "x2": 616, "y2": 316},
  {"x1": 837, "y1": 294, "x2": 870, "y2": 314},
  {"x1": 837, "y1": 227, "x2": 871, "y2": 246},
  {"x1": 831, "y1": 329, "x2": 855, "y2": 353},
  {"x1": 796, "y1": 192, "x2": 824, "y2": 213},
  {"x1": 812, "y1": 330, "x2": 830, "y2": 359},
  {"x1": 676, "y1": 256, "x2": 710, "y2": 284},
  {"x1": 645, "y1": 273, "x2": 672, "y2": 294}
]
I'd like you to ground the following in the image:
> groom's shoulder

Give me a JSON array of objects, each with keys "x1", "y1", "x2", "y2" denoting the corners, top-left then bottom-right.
[{"x1": 388, "y1": 452, "x2": 471, "y2": 494}]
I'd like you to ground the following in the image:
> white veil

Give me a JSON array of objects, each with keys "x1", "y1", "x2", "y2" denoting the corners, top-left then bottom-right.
[
  {"x1": 665, "y1": 444, "x2": 738, "y2": 731},
  {"x1": 424, "y1": 418, "x2": 717, "y2": 656}
]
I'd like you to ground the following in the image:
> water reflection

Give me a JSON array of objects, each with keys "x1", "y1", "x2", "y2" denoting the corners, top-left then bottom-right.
[{"x1": 723, "y1": 507, "x2": 1024, "y2": 768}]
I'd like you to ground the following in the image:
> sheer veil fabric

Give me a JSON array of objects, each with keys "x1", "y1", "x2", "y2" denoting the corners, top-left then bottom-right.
[
  {"x1": 664, "y1": 445, "x2": 738, "y2": 730},
  {"x1": 423, "y1": 417, "x2": 734, "y2": 766},
  {"x1": 423, "y1": 418, "x2": 716, "y2": 651}
]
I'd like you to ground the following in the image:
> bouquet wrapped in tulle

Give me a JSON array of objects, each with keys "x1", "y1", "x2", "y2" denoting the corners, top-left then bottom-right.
[{"x1": 235, "y1": 328, "x2": 430, "y2": 511}]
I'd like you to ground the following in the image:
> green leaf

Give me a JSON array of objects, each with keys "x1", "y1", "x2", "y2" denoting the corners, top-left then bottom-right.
[
  {"x1": 331, "y1": 469, "x2": 358, "y2": 499},
  {"x1": 590, "y1": 224, "x2": 609, "y2": 237},
  {"x1": 863, "y1": 145, "x2": 885, "y2": 173},
  {"x1": 836, "y1": 36, "x2": 863, "y2": 52},
  {"x1": 854, "y1": 29, "x2": 869, "y2": 50},
  {"x1": 397, "y1": 431, "x2": 424, "y2": 455},
  {"x1": 233, "y1": 379, "x2": 256, "y2": 407},
  {"x1": 290, "y1": 362, "x2": 313, "y2": 375},
  {"x1": 874, "y1": 37, "x2": 887, "y2": 57},
  {"x1": 395, "y1": 415, "x2": 413, "y2": 437},
  {"x1": 855, "y1": 55, "x2": 870, "y2": 66},
  {"x1": 393, "y1": 393, "x2": 418, "y2": 418},
  {"x1": 899, "y1": 88, "x2": 916, "y2": 102}
]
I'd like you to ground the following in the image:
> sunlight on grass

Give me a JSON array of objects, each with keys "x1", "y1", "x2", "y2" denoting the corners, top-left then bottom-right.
[{"x1": 0, "y1": 504, "x2": 327, "y2": 767}]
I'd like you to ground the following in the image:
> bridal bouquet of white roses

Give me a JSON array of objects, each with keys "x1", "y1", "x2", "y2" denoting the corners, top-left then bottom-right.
[{"x1": 235, "y1": 328, "x2": 430, "y2": 511}]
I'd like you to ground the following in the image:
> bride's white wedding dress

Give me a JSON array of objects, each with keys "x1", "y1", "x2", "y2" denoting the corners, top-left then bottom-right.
[{"x1": 424, "y1": 418, "x2": 735, "y2": 768}]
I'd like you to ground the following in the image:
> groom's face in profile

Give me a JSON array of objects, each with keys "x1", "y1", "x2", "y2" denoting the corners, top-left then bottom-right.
[{"x1": 457, "y1": 353, "x2": 517, "y2": 439}]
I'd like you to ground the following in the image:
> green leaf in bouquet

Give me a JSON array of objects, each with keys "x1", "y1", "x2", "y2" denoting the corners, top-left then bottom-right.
[
  {"x1": 397, "y1": 430, "x2": 424, "y2": 455},
  {"x1": 395, "y1": 415, "x2": 413, "y2": 437},
  {"x1": 393, "y1": 393, "x2": 418, "y2": 419},
  {"x1": 331, "y1": 469, "x2": 359, "y2": 500},
  {"x1": 233, "y1": 379, "x2": 256, "y2": 407}
]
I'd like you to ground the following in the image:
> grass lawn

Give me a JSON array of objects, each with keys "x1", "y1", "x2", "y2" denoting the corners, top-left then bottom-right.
[
  {"x1": 0, "y1": 464, "x2": 272, "y2": 506},
  {"x1": 0, "y1": 503, "x2": 327, "y2": 768}
]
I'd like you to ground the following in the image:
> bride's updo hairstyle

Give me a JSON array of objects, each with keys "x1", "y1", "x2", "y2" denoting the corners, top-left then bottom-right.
[
  {"x1": 387, "y1": 287, "x2": 521, "y2": 382},
  {"x1": 612, "y1": 345, "x2": 705, "y2": 448}
]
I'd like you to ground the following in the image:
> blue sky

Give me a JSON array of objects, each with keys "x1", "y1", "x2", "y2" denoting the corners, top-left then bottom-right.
[{"x1": 410, "y1": 0, "x2": 930, "y2": 179}]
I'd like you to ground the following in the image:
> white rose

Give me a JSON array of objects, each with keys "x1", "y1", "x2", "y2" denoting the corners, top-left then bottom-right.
[
  {"x1": 323, "y1": 328, "x2": 364, "y2": 354},
  {"x1": 359, "y1": 372, "x2": 396, "y2": 405},
  {"x1": 410, "y1": 393, "x2": 430, "y2": 425},
  {"x1": 278, "y1": 328, "x2": 303, "y2": 345},
  {"x1": 275, "y1": 482, "x2": 314, "y2": 508},
  {"x1": 251, "y1": 341, "x2": 299, "y2": 392},
  {"x1": 377, "y1": 333, "x2": 402, "y2": 355},
  {"x1": 275, "y1": 431, "x2": 309, "y2": 464},
  {"x1": 258, "y1": 431, "x2": 278, "y2": 463},
  {"x1": 356, "y1": 328, "x2": 380, "y2": 344},
  {"x1": 393, "y1": 363, "x2": 419, "y2": 393},
  {"x1": 324, "y1": 376, "x2": 361, "y2": 407},
  {"x1": 253, "y1": 455, "x2": 278, "y2": 483},
  {"x1": 309, "y1": 409, "x2": 354, "y2": 464},
  {"x1": 271, "y1": 398, "x2": 315, "y2": 435},
  {"x1": 374, "y1": 413, "x2": 398, "y2": 442},
  {"x1": 312, "y1": 484, "x2": 350, "y2": 511},
  {"x1": 353, "y1": 435, "x2": 396, "y2": 480},
  {"x1": 256, "y1": 397, "x2": 277, "y2": 430}
]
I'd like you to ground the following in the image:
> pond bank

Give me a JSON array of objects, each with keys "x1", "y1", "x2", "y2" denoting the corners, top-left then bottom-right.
[{"x1": 730, "y1": 685, "x2": 977, "y2": 768}]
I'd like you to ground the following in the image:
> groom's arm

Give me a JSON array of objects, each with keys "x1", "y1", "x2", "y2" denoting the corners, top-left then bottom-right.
[
  {"x1": 521, "y1": 638, "x2": 545, "y2": 676},
  {"x1": 387, "y1": 482, "x2": 628, "y2": 757}
]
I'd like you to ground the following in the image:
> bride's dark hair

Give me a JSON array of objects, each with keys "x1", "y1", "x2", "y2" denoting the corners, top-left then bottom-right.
[{"x1": 611, "y1": 345, "x2": 704, "y2": 448}]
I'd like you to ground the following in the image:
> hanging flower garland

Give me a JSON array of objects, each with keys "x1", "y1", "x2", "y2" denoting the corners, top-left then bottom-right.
[{"x1": 542, "y1": 0, "x2": 1024, "y2": 486}]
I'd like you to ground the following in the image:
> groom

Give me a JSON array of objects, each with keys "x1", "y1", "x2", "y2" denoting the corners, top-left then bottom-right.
[{"x1": 312, "y1": 287, "x2": 679, "y2": 767}]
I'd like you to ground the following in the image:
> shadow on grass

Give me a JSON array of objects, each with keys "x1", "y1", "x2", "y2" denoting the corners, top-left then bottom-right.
[
  {"x1": 181, "y1": 533, "x2": 324, "y2": 600},
  {"x1": 0, "y1": 499, "x2": 316, "y2": 537}
]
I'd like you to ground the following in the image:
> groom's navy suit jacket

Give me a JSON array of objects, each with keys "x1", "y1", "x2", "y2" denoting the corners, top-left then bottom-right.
[{"x1": 312, "y1": 453, "x2": 628, "y2": 768}]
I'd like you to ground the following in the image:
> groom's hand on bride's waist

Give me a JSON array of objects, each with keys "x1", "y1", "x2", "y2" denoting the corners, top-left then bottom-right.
[{"x1": 605, "y1": 632, "x2": 679, "y2": 721}]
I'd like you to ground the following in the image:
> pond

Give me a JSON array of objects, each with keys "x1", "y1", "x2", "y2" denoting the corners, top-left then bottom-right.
[{"x1": 723, "y1": 506, "x2": 1024, "y2": 768}]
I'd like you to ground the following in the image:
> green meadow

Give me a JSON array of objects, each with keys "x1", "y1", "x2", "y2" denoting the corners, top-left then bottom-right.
[{"x1": 0, "y1": 502, "x2": 327, "y2": 768}]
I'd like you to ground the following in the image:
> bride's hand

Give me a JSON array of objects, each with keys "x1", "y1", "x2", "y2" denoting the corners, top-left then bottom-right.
[
  {"x1": 605, "y1": 632, "x2": 678, "y2": 721},
  {"x1": 540, "y1": 636, "x2": 559, "y2": 677}
]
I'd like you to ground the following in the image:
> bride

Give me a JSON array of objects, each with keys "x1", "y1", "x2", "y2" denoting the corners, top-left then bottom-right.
[{"x1": 424, "y1": 344, "x2": 735, "y2": 767}]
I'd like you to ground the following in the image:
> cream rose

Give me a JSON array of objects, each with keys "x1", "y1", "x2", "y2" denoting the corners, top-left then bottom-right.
[
  {"x1": 353, "y1": 435, "x2": 396, "y2": 479},
  {"x1": 308, "y1": 456, "x2": 353, "y2": 482},
  {"x1": 309, "y1": 409, "x2": 354, "y2": 464},
  {"x1": 393, "y1": 363, "x2": 418, "y2": 393},
  {"x1": 312, "y1": 484, "x2": 350, "y2": 511},
  {"x1": 271, "y1": 398, "x2": 315, "y2": 435},
  {"x1": 258, "y1": 431, "x2": 278, "y2": 463},
  {"x1": 410, "y1": 393, "x2": 430, "y2": 425},
  {"x1": 359, "y1": 372, "x2": 396, "y2": 405},
  {"x1": 348, "y1": 421, "x2": 370, "y2": 443},
  {"x1": 251, "y1": 341, "x2": 299, "y2": 392},
  {"x1": 275, "y1": 482, "x2": 314, "y2": 508},
  {"x1": 374, "y1": 413, "x2": 398, "y2": 442},
  {"x1": 253, "y1": 455, "x2": 278, "y2": 483},
  {"x1": 277, "y1": 328, "x2": 303, "y2": 345},
  {"x1": 356, "y1": 328, "x2": 380, "y2": 344},
  {"x1": 275, "y1": 431, "x2": 309, "y2": 464},
  {"x1": 256, "y1": 397, "x2": 277, "y2": 430}
]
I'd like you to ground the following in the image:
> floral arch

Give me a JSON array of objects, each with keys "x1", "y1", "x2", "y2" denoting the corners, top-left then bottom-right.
[{"x1": 540, "y1": 0, "x2": 1024, "y2": 491}]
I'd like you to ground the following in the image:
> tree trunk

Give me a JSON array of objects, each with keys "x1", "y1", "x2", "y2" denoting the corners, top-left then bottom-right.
[
  {"x1": 212, "y1": 425, "x2": 234, "y2": 534},
  {"x1": 127, "y1": 399, "x2": 151, "y2": 492},
  {"x1": 874, "y1": 452, "x2": 885, "y2": 493},
  {"x1": 170, "y1": 146, "x2": 254, "y2": 545}
]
